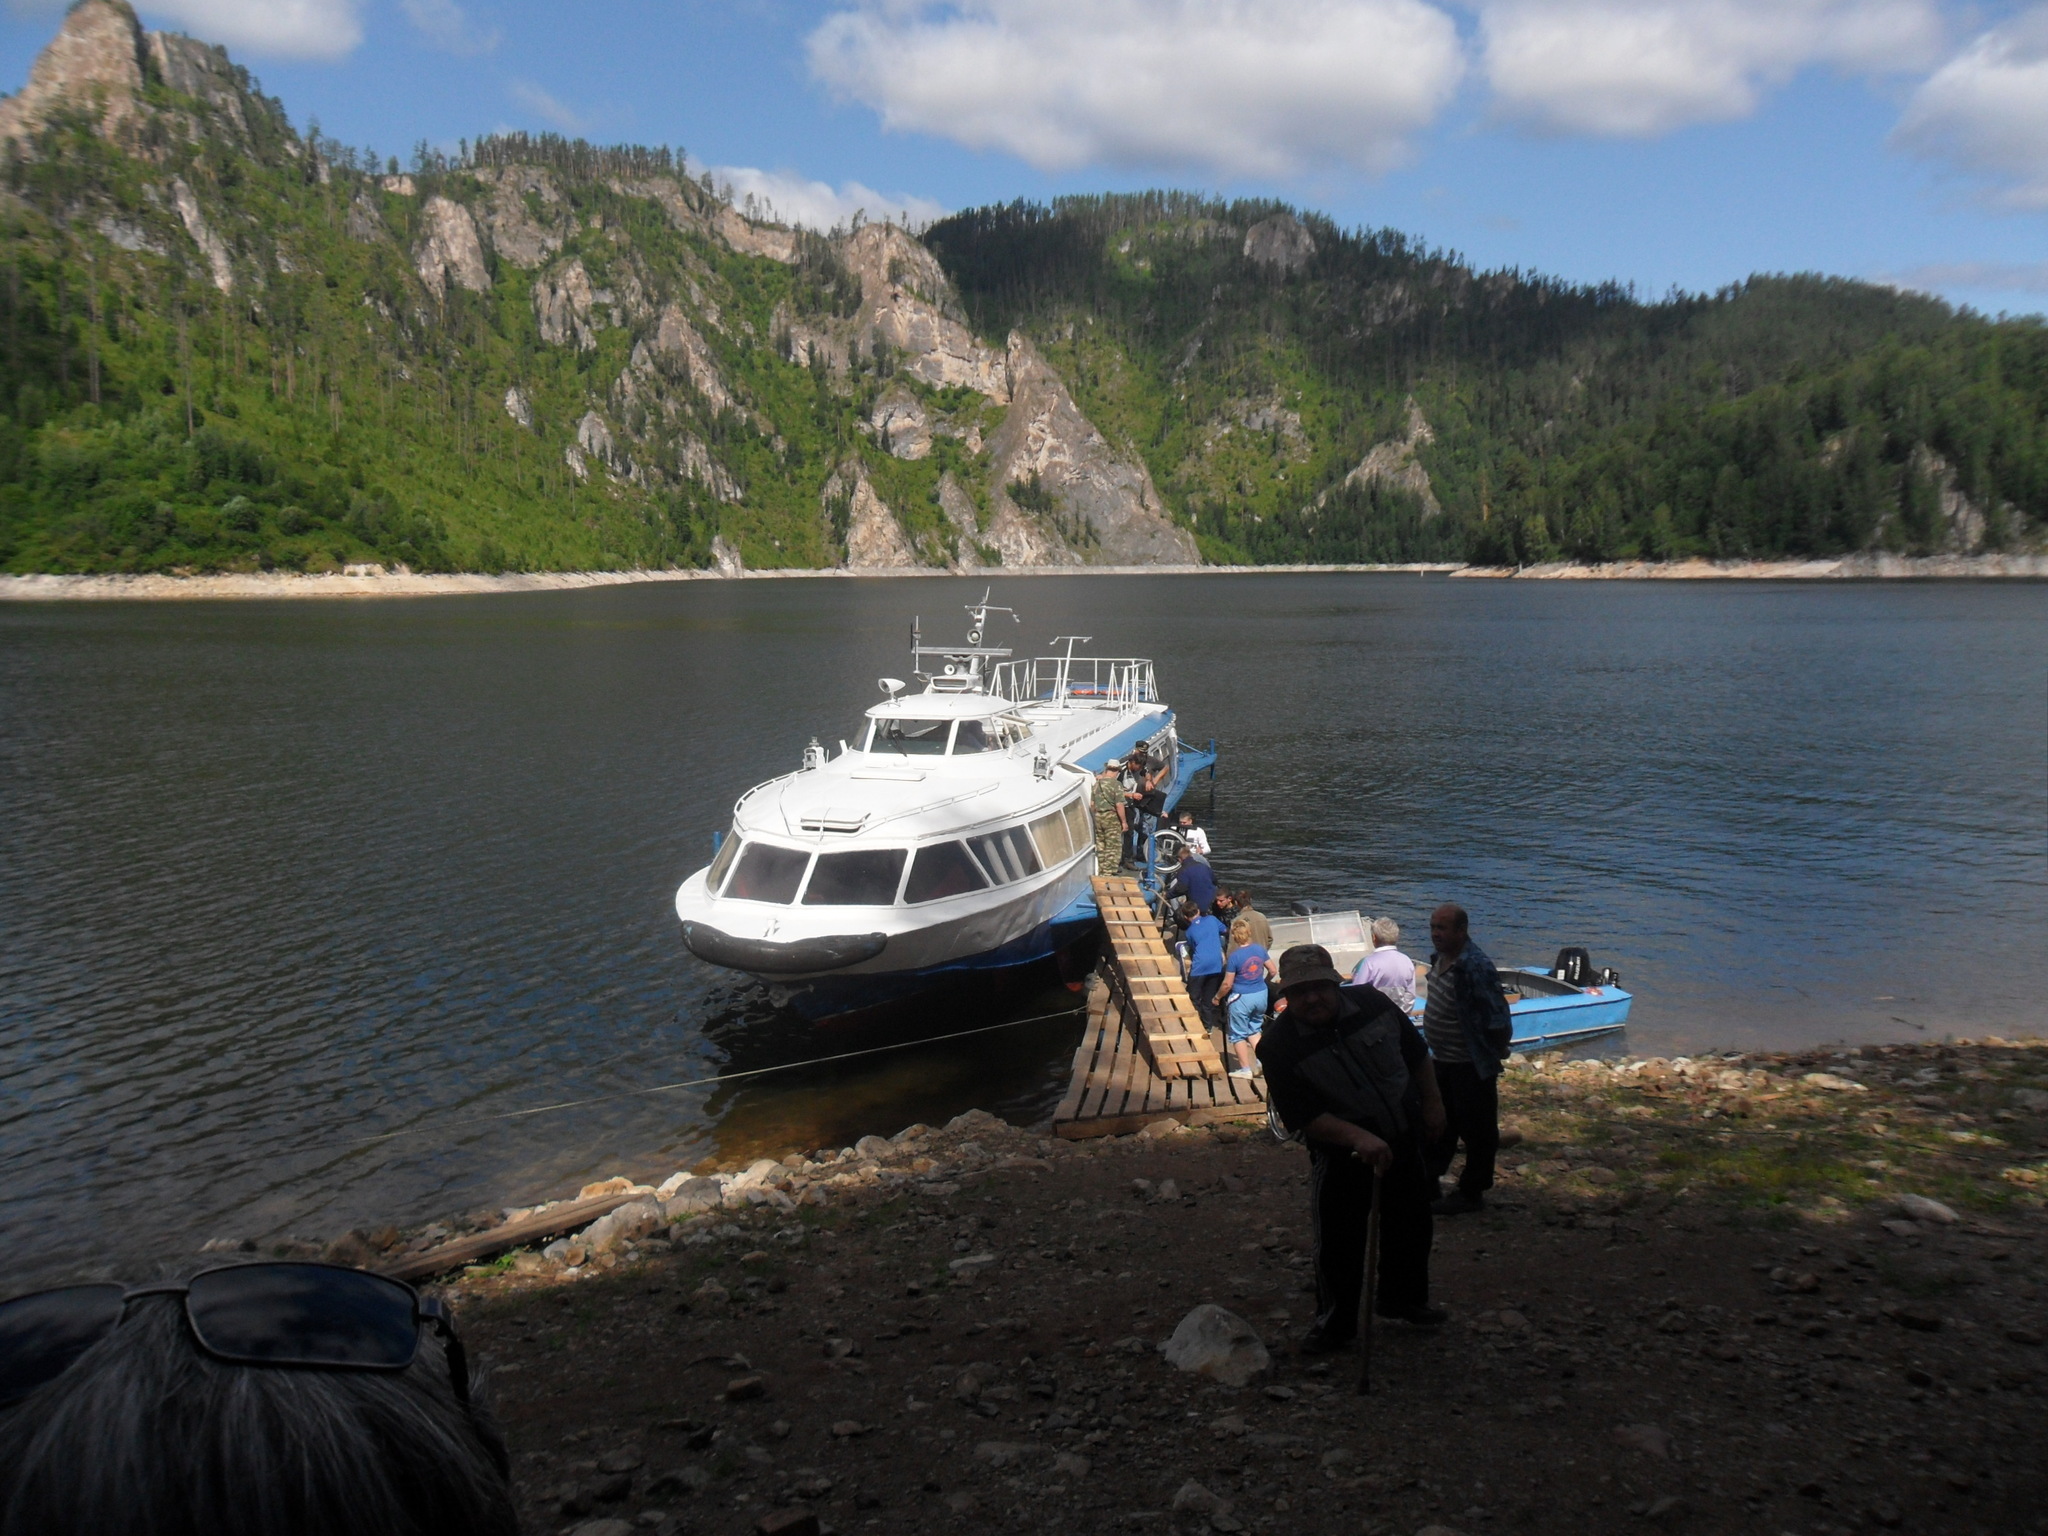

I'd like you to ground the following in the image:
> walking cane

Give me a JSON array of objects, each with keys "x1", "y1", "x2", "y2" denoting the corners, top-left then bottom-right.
[{"x1": 1357, "y1": 1161, "x2": 1384, "y2": 1395}]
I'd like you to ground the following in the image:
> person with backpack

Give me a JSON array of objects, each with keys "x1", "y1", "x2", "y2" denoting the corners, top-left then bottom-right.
[{"x1": 1422, "y1": 903, "x2": 1514, "y2": 1216}]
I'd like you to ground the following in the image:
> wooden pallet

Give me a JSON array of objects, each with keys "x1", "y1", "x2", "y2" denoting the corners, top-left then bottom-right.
[
  {"x1": 1091, "y1": 875, "x2": 1226, "y2": 1080},
  {"x1": 1050, "y1": 975, "x2": 1270, "y2": 1139}
]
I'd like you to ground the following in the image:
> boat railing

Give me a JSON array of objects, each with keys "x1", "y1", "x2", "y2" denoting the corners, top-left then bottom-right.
[{"x1": 990, "y1": 656, "x2": 1157, "y2": 707}]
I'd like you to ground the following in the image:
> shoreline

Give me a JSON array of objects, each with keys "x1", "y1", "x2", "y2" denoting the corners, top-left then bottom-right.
[
  {"x1": 2, "y1": 551, "x2": 2044, "y2": 601},
  {"x1": 216, "y1": 1030, "x2": 2048, "y2": 1283},
  {"x1": 411, "y1": 1032, "x2": 2045, "y2": 1536}
]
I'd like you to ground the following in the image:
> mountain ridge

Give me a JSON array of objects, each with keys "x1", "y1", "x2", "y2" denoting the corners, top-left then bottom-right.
[{"x1": 0, "y1": 0, "x2": 2040, "y2": 578}]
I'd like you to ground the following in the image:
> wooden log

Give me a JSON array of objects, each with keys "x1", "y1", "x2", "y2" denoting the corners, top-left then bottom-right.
[{"x1": 379, "y1": 1191, "x2": 642, "y2": 1284}]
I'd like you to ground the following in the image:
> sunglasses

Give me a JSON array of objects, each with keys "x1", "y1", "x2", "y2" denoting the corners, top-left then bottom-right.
[{"x1": 0, "y1": 1262, "x2": 469, "y2": 1412}]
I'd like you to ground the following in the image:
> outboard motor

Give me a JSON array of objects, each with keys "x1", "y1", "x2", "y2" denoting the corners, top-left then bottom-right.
[{"x1": 1551, "y1": 947, "x2": 1598, "y2": 987}]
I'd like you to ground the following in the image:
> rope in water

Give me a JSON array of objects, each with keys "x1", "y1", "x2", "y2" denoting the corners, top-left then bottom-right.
[{"x1": 341, "y1": 1003, "x2": 1089, "y2": 1149}]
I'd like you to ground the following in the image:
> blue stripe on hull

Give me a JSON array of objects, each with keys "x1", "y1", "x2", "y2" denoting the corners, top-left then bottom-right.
[
  {"x1": 767, "y1": 892, "x2": 1104, "y2": 1024},
  {"x1": 1508, "y1": 989, "x2": 1634, "y2": 1050}
]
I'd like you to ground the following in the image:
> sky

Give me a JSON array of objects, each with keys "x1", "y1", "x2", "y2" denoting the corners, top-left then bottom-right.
[{"x1": 1, "y1": 0, "x2": 2044, "y2": 317}]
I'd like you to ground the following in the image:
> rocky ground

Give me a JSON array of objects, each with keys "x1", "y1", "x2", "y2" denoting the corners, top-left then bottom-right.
[{"x1": 428, "y1": 1038, "x2": 2048, "y2": 1536}]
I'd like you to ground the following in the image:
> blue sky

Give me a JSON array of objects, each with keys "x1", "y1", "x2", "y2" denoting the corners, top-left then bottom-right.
[{"x1": 3, "y1": 0, "x2": 2044, "y2": 316}]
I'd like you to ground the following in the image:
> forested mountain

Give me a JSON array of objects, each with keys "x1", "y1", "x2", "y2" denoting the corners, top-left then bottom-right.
[
  {"x1": 0, "y1": 1, "x2": 1196, "y2": 577},
  {"x1": 925, "y1": 197, "x2": 2048, "y2": 564},
  {"x1": 0, "y1": 1, "x2": 2040, "y2": 577}
]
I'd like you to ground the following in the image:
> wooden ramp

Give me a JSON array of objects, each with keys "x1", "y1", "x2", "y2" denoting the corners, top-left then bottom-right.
[
  {"x1": 1090, "y1": 875, "x2": 1224, "y2": 1080},
  {"x1": 1050, "y1": 973, "x2": 1269, "y2": 1139}
]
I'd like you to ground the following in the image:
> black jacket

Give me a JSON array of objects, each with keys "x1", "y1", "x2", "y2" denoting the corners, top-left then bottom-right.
[{"x1": 1257, "y1": 984, "x2": 1431, "y2": 1144}]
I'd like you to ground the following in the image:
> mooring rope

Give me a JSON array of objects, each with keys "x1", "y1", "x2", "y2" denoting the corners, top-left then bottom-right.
[{"x1": 341, "y1": 1003, "x2": 1089, "y2": 1149}]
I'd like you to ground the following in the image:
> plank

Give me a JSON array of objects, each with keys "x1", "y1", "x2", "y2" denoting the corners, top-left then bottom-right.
[
  {"x1": 380, "y1": 1191, "x2": 640, "y2": 1283},
  {"x1": 1052, "y1": 980, "x2": 1109, "y2": 1125}
]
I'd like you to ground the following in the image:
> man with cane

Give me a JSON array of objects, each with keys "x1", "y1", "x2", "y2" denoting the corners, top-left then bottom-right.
[{"x1": 1257, "y1": 945, "x2": 1449, "y2": 1365}]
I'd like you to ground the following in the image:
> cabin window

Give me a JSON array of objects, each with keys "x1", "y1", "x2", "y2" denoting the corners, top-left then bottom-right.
[
  {"x1": 706, "y1": 828, "x2": 743, "y2": 893},
  {"x1": 867, "y1": 718, "x2": 951, "y2": 755},
  {"x1": 1061, "y1": 795, "x2": 1090, "y2": 854},
  {"x1": 723, "y1": 842, "x2": 810, "y2": 904},
  {"x1": 968, "y1": 826, "x2": 1043, "y2": 885},
  {"x1": 951, "y1": 719, "x2": 996, "y2": 754},
  {"x1": 1028, "y1": 807, "x2": 1075, "y2": 864},
  {"x1": 904, "y1": 840, "x2": 990, "y2": 903},
  {"x1": 802, "y1": 848, "x2": 907, "y2": 906}
]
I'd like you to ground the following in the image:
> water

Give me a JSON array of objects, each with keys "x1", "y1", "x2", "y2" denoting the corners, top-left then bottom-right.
[{"x1": 2, "y1": 574, "x2": 2042, "y2": 1285}]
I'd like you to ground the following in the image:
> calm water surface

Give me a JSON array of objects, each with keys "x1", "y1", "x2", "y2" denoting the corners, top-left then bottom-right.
[{"x1": 1, "y1": 575, "x2": 2043, "y2": 1284}]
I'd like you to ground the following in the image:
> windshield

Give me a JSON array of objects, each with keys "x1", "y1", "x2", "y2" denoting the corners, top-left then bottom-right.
[
  {"x1": 802, "y1": 848, "x2": 907, "y2": 906},
  {"x1": 866, "y1": 718, "x2": 951, "y2": 755},
  {"x1": 723, "y1": 842, "x2": 809, "y2": 904}
]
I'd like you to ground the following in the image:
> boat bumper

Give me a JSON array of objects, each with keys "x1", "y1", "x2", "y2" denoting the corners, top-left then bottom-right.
[{"x1": 681, "y1": 922, "x2": 888, "y2": 975}]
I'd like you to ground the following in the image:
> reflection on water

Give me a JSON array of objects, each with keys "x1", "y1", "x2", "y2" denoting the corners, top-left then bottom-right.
[{"x1": 1, "y1": 574, "x2": 2042, "y2": 1286}]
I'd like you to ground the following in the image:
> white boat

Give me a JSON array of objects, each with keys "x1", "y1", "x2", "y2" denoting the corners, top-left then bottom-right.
[{"x1": 672, "y1": 593, "x2": 1212, "y2": 1023}]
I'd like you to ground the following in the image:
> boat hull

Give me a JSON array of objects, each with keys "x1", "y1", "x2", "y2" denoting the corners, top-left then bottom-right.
[
  {"x1": 759, "y1": 893, "x2": 1105, "y2": 1024},
  {"x1": 1508, "y1": 985, "x2": 1633, "y2": 1049}
]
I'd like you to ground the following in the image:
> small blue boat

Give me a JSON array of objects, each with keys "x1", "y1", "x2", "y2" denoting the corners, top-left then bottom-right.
[
  {"x1": 1488, "y1": 952, "x2": 1634, "y2": 1050},
  {"x1": 1264, "y1": 913, "x2": 1632, "y2": 1051}
]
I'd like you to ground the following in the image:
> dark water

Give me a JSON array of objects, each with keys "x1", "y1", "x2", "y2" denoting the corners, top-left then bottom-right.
[{"x1": 2, "y1": 575, "x2": 2043, "y2": 1285}]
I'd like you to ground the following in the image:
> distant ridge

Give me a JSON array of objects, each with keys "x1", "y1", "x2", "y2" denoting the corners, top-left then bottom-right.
[{"x1": 0, "y1": 2, "x2": 2040, "y2": 577}]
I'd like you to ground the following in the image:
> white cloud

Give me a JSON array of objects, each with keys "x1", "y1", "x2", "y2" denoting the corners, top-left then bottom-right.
[
  {"x1": 1888, "y1": 260, "x2": 2048, "y2": 295},
  {"x1": 805, "y1": 0, "x2": 1466, "y2": 178},
  {"x1": 1891, "y1": 7, "x2": 2048, "y2": 210},
  {"x1": 506, "y1": 79, "x2": 586, "y2": 132},
  {"x1": 1477, "y1": 0, "x2": 1946, "y2": 137},
  {"x1": 689, "y1": 156, "x2": 947, "y2": 233},
  {"x1": 399, "y1": 0, "x2": 499, "y2": 55},
  {"x1": 139, "y1": 0, "x2": 362, "y2": 60}
]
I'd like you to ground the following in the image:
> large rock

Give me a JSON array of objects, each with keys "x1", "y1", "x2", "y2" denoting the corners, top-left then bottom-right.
[
  {"x1": 0, "y1": 0, "x2": 145, "y2": 146},
  {"x1": 629, "y1": 303, "x2": 736, "y2": 414},
  {"x1": 534, "y1": 258, "x2": 601, "y2": 349},
  {"x1": 168, "y1": 176, "x2": 233, "y2": 293},
  {"x1": 1317, "y1": 396, "x2": 1441, "y2": 518},
  {"x1": 828, "y1": 466, "x2": 923, "y2": 569},
  {"x1": 1242, "y1": 213, "x2": 1316, "y2": 276},
  {"x1": 661, "y1": 1178, "x2": 725, "y2": 1218},
  {"x1": 580, "y1": 1198, "x2": 663, "y2": 1253},
  {"x1": 146, "y1": 31, "x2": 251, "y2": 140},
  {"x1": 1159, "y1": 1304, "x2": 1269, "y2": 1387},
  {"x1": 841, "y1": 225, "x2": 1008, "y2": 398},
  {"x1": 415, "y1": 196, "x2": 490, "y2": 297},
  {"x1": 474, "y1": 165, "x2": 567, "y2": 269},
  {"x1": 1894, "y1": 1193, "x2": 1958, "y2": 1225},
  {"x1": 870, "y1": 385, "x2": 932, "y2": 460},
  {"x1": 986, "y1": 334, "x2": 1199, "y2": 567}
]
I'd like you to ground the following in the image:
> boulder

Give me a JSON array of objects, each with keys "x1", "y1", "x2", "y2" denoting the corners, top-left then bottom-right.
[
  {"x1": 853, "y1": 1134, "x2": 894, "y2": 1160},
  {"x1": 727, "y1": 1158, "x2": 784, "y2": 1192},
  {"x1": 1159, "y1": 1305, "x2": 1270, "y2": 1387},
  {"x1": 946, "y1": 1108, "x2": 1007, "y2": 1134},
  {"x1": 662, "y1": 1179, "x2": 725, "y2": 1218},
  {"x1": 580, "y1": 1199, "x2": 663, "y2": 1254},
  {"x1": 1895, "y1": 1194, "x2": 1959, "y2": 1225}
]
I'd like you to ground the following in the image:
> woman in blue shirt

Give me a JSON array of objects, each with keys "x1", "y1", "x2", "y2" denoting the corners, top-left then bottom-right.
[{"x1": 1214, "y1": 917, "x2": 1271, "y2": 1079}]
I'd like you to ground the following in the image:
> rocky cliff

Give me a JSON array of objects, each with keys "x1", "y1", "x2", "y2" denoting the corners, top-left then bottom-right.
[{"x1": 0, "y1": 1, "x2": 1202, "y2": 575}]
